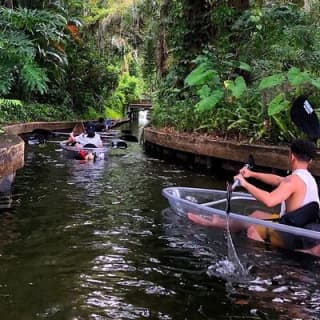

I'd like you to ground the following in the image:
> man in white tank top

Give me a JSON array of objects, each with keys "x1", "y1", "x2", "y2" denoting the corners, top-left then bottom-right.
[
  {"x1": 188, "y1": 139, "x2": 320, "y2": 255},
  {"x1": 235, "y1": 139, "x2": 319, "y2": 218},
  {"x1": 234, "y1": 139, "x2": 320, "y2": 254}
]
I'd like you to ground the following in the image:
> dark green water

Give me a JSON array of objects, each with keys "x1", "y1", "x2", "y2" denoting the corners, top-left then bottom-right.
[{"x1": 0, "y1": 132, "x2": 319, "y2": 320}]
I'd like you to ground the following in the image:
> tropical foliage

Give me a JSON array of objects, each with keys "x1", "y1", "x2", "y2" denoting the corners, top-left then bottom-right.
[
  {"x1": 0, "y1": 0, "x2": 147, "y2": 123},
  {"x1": 151, "y1": 1, "x2": 320, "y2": 143},
  {"x1": 1, "y1": 0, "x2": 320, "y2": 145}
]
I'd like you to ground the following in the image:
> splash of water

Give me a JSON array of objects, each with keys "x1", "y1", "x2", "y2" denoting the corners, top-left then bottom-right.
[
  {"x1": 226, "y1": 216, "x2": 249, "y2": 278},
  {"x1": 207, "y1": 192, "x2": 251, "y2": 282}
]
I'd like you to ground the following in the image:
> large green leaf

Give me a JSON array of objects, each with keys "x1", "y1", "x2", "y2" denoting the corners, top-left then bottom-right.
[
  {"x1": 185, "y1": 63, "x2": 218, "y2": 86},
  {"x1": 258, "y1": 74, "x2": 285, "y2": 90},
  {"x1": 239, "y1": 62, "x2": 251, "y2": 72},
  {"x1": 195, "y1": 90, "x2": 224, "y2": 112},
  {"x1": 197, "y1": 85, "x2": 211, "y2": 99},
  {"x1": 267, "y1": 94, "x2": 290, "y2": 116},
  {"x1": 311, "y1": 79, "x2": 320, "y2": 89},
  {"x1": 287, "y1": 67, "x2": 312, "y2": 86},
  {"x1": 224, "y1": 76, "x2": 247, "y2": 98}
]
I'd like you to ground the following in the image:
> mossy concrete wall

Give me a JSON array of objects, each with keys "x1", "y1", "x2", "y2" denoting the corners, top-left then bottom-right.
[
  {"x1": 0, "y1": 134, "x2": 25, "y2": 178},
  {"x1": 3, "y1": 121, "x2": 78, "y2": 135},
  {"x1": 144, "y1": 127, "x2": 320, "y2": 177},
  {"x1": 0, "y1": 121, "x2": 78, "y2": 179}
]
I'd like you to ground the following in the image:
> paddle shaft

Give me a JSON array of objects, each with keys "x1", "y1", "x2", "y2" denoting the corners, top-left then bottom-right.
[{"x1": 226, "y1": 156, "x2": 254, "y2": 214}]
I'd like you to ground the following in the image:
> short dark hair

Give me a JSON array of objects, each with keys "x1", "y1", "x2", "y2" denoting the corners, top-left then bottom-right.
[{"x1": 290, "y1": 139, "x2": 316, "y2": 162}]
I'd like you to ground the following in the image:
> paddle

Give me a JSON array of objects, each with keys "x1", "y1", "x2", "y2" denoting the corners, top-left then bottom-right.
[
  {"x1": 226, "y1": 154, "x2": 255, "y2": 214},
  {"x1": 290, "y1": 95, "x2": 320, "y2": 143},
  {"x1": 224, "y1": 156, "x2": 254, "y2": 279}
]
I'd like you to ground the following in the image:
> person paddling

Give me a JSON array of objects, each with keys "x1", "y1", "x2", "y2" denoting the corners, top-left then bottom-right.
[
  {"x1": 66, "y1": 121, "x2": 103, "y2": 160},
  {"x1": 188, "y1": 139, "x2": 320, "y2": 255}
]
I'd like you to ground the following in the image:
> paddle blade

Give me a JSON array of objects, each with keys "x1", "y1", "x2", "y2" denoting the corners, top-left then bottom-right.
[
  {"x1": 226, "y1": 182, "x2": 232, "y2": 214},
  {"x1": 290, "y1": 95, "x2": 320, "y2": 141}
]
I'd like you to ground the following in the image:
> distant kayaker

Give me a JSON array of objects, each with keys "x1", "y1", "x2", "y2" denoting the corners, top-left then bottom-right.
[
  {"x1": 66, "y1": 121, "x2": 103, "y2": 160},
  {"x1": 95, "y1": 117, "x2": 107, "y2": 132},
  {"x1": 188, "y1": 139, "x2": 320, "y2": 255}
]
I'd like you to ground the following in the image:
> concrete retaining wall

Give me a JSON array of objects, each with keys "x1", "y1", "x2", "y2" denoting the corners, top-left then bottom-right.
[
  {"x1": 3, "y1": 121, "x2": 78, "y2": 135},
  {"x1": 144, "y1": 127, "x2": 320, "y2": 177},
  {"x1": 0, "y1": 134, "x2": 25, "y2": 177},
  {"x1": 0, "y1": 121, "x2": 81, "y2": 179}
]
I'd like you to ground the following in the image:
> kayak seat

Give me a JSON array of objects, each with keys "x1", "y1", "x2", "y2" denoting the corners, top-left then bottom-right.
[
  {"x1": 83, "y1": 143, "x2": 97, "y2": 148},
  {"x1": 279, "y1": 201, "x2": 319, "y2": 228}
]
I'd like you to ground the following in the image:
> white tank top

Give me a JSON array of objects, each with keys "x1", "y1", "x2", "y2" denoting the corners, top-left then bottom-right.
[
  {"x1": 75, "y1": 133, "x2": 102, "y2": 147},
  {"x1": 280, "y1": 169, "x2": 320, "y2": 216}
]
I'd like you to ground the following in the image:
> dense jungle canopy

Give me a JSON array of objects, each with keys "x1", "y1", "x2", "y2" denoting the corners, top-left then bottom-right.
[{"x1": 0, "y1": 0, "x2": 320, "y2": 143}]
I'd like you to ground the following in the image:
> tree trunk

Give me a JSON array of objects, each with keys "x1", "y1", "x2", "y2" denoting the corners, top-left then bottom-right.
[
  {"x1": 228, "y1": 0, "x2": 249, "y2": 9},
  {"x1": 156, "y1": 0, "x2": 169, "y2": 78}
]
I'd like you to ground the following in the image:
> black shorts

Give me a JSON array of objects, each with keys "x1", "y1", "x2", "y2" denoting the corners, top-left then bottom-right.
[{"x1": 254, "y1": 202, "x2": 320, "y2": 250}]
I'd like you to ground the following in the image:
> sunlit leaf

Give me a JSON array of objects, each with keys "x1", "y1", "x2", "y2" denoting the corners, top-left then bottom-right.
[
  {"x1": 0, "y1": 99, "x2": 22, "y2": 107},
  {"x1": 224, "y1": 76, "x2": 247, "y2": 98}
]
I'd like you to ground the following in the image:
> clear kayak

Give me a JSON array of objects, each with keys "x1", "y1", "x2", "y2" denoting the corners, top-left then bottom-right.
[
  {"x1": 97, "y1": 130, "x2": 121, "y2": 139},
  {"x1": 162, "y1": 187, "x2": 320, "y2": 252},
  {"x1": 59, "y1": 141, "x2": 108, "y2": 160},
  {"x1": 53, "y1": 130, "x2": 121, "y2": 139}
]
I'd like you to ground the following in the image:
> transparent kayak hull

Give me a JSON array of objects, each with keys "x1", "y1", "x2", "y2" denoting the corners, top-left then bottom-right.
[
  {"x1": 60, "y1": 142, "x2": 108, "y2": 160},
  {"x1": 162, "y1": 187, "x2": 320, "y2": 242}
]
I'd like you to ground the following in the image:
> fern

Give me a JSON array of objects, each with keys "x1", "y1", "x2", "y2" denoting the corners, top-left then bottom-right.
[
  {"x1": 21, "y1": 63, "x2": 49, "y2": 94},
  {"x1": 0, "y1": 99, "x2": 23, "y2": 107}
]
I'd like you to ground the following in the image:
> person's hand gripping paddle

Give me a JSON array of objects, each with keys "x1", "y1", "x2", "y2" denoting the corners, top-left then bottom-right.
[{"x1": 226, "y1": 154, "x2": 255, "y2": 214}]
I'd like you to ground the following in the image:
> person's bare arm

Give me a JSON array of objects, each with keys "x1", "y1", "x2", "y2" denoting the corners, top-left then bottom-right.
[
  {"x1": 240, "y1": 167, "x2": 283, "y2": 187},
  {"x1": 236, "y1": 174, "x2": 294, "y2": 207}
]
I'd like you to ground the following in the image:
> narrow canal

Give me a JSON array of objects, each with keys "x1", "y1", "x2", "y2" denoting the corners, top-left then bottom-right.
[{"x1": 0, "y1": 121, "x2": 319, "y2": 320}]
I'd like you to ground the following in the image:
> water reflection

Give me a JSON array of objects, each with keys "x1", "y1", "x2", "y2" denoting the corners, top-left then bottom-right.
[
  {"x1": 0, "y1": 173, "x2": 16, "y2": 210},
  {"x1": 64, "y1": 158, "x2": 107, "y2": 195}
]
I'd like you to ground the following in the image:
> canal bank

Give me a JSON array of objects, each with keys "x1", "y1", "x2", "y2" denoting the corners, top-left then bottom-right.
[{"x1": 143, "y1": 127, "x2": 320, "y2": 177}]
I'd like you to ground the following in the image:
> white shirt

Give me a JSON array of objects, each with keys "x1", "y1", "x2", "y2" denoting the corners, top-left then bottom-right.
[
  {"x1": 75, "y1": 133, "x2": 103, "y2": 147},
  {"x1": 280, "y1": 169, "x2": 320, "y2": 216}
]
